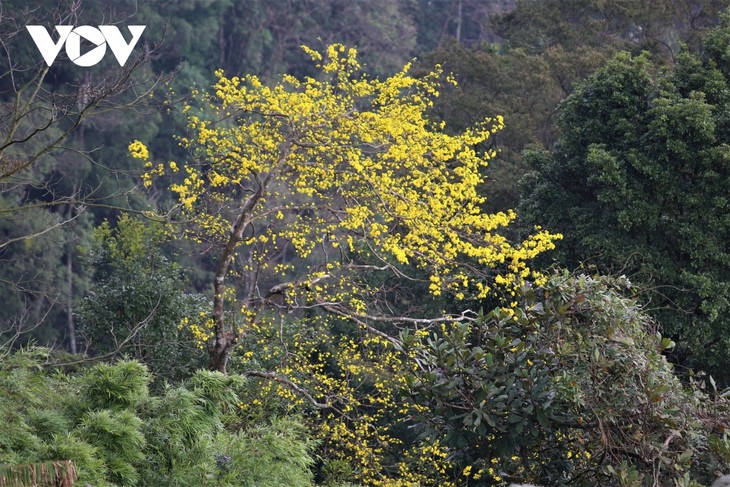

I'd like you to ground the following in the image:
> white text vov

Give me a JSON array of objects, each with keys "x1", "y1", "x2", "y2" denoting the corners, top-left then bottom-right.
[{"x1": 26, "y1": 25, "x2": 146, "y2": 67}]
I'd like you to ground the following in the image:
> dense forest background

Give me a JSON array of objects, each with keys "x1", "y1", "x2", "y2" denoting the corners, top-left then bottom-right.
[{"x1": 3, "y1": 1, "x2": 730, "y2": 486}]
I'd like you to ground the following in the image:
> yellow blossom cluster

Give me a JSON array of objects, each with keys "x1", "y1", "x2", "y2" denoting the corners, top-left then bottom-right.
[
  {"x1": 131, "y1": 43, "x2": 561, "y2": 298},
  {"x1": 237, "y1": 314, "x2": 468, "y2": 486}
]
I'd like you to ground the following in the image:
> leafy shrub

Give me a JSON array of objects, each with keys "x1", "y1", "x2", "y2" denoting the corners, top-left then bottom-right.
[
  {"x1": 0, "y1": 351, "x2": 319, "y2": 486},
  {"x1": 405, "y1": 272, "x2": 730, "y2": 486}
]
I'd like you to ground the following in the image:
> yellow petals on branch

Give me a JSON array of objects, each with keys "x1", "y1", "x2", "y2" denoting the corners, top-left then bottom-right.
[{"x1": 128, "y1": 140, "x2": 149, "y2": 160}]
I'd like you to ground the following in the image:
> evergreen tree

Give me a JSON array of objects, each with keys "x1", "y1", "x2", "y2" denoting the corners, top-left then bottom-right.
[{"x1": 520, "y1": 15, "x2": 730, "y2": 383}]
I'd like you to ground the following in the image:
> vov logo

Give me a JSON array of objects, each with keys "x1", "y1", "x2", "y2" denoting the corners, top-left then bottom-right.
[{"x1": 26, "y1": 25, "x2": 146, "y2": 67}]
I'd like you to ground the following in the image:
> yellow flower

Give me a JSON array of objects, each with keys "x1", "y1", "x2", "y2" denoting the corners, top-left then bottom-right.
[{"x1": 128, "y1": 140, "x2": 149, "y2": 160}]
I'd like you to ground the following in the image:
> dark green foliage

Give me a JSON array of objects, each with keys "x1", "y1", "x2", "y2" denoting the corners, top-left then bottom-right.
[
  {"x1": 77, "y1": 216, "x2": 208, "y2": 382},
  {"x1": 212, "y1": 0, "x2": 419, "y2": 79},
  {"x1": 519, "y1": 25, "x2": 730, "y2": 383},
  {"x1": 494, "y1": 0, "x2": 729, "y2": 57},
  {"x1": 404, "y1": 308, "x2": 557, "y2": 460},
  {"x1": 406, "y1": 273, "x2": 730, "y2": 486},
  {"x1": 532, "y1": 273, "x2": 726, "y2": 486},
  {"x1": 416, "y1": 1, "x2": 730, "y2": 218}
]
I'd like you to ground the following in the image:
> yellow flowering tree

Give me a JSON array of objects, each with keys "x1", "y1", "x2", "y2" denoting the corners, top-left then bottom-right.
[
  {"x1": 132, "y1": 43, "x2": 557, "y2": 373},
  {"x1": 131, "y1": 44, "x2": 560, "y2": 484}
]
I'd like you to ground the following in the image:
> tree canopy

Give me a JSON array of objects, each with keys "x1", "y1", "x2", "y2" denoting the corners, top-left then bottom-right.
[{"x1": 519, "y1": 17, "x2": 730, "y2": 383}]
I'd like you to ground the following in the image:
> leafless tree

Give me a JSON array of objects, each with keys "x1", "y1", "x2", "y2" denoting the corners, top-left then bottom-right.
[{"x1": 0, "y1": 0, "x2": 174, "y2": 352}]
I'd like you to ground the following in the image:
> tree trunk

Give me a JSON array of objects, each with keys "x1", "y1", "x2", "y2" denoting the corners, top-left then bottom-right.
[
  {"x1": 209, "y1": 338, "x2": 231, "y2": 373},
  {"x1": 66, "y1": 200, "x2": 77, "y2": 355},
  {"x1": 66, "y1": 245, "x2": 76, "y2": 354},
  {"x1": 207, "y1": 170, "x2": 277, "y2": 374}
]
